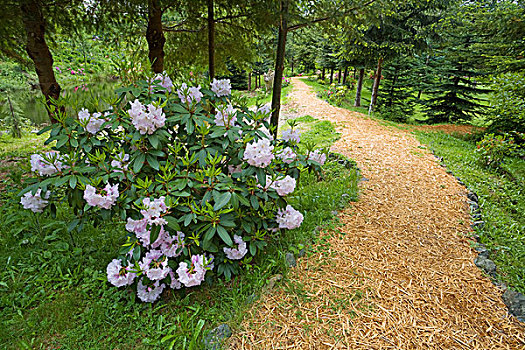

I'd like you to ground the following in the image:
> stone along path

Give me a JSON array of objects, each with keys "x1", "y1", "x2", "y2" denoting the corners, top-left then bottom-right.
[{"x1": 228, "y1": 78, "x2": 525, "y2": 349}]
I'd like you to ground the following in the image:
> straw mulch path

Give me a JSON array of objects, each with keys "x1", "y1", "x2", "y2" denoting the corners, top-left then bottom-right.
[{"x1": 228, "y1": 78, "x2": 525, "y2": 349}]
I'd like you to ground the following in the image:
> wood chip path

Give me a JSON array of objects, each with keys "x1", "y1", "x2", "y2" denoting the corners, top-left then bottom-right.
[{"x1": 228, "y1": 77, "x2": 525, "y2": 349}]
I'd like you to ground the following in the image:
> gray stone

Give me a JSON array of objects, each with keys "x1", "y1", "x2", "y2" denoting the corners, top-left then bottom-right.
[
  {"x1": 285, "y1": 252, "x2": 297, "y2": 267},
  {"x1": 474, "y1": 255, "x2": 496, "y2": 274},
  {"x1": 502, "y1": 289, "x2": 525, "y2": 322},
  {"x1": 266, "y1": 274, "x2": 282, "y2": 291},
  {"x1": 467, "y1": 191, "x2": 479, "y2": 203},
  {"x1": 474, "y1": 245, "x2": 489, "y2": 258},
  {"x1": 471, "y1": 221, "x2": 485, "y2": 229},
  {"x1": 298, "y1": 248, "x2": 306, "y2": 258},
  {"x1": 204, "y1": 324, "x2": 232, "y2": 350},
  {"x1": 360, "y1": 177, "x2": 369, "y2": 182},
  {"x1": 331, "y1": 210, "x2": 338, "y2": 216}
]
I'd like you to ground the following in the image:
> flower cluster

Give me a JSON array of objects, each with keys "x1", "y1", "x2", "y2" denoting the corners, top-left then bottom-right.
[
  {"x1": 223, "y1": 235, "x2": 248, "y2": 260},
  {"x1": 177, "y1": 83, "x2": 203, "y2": 104},
  {"x1": 211, "y1": 78, "x2": 231, "y2": 97},
  {"x1": 111, "y1": 152, "x2": 130, "y2": 172},
  {"x1": 151, "y1": 72, "x2": 173, "y2": 92},
  {"x1": 30, "y1": 152, "x2": 65, "y2": 176},
  {"x1": 176, "y1": 254, "x2": 213, "y2": 288},
  {"x1": 20, "y1": 189, "x2": 50, "y2": 213},
  {"x1": 271, "y1": 175, "x2": 296, "y2": 196},
  {"x1": 128, "y1": 99, "x2": 166, "y2": 135},
  {"x1": 281, "y1": 128, "x2": 301, "y2": 143},
  {"x1": 106, "y1": 259, "x2": 136, "y2": 288},
  {"x1": 84, "y1": 183, "x2": 119, "y2": 209},
  {"x1": 277, "y1": 147, "x2": 296, "y2": 164},
  {"x1": 309, "y1": 150, "x2": 327, "y2": 165},
  {"x1": 78, "y1": 108, "x2": 110, "y2": 134},
  {"x1": 214, "y1": 105, "x2": 237, "y2": 127},
  {"x1": 243, "y1": 138, "x2": 274, "y2": 168},
  {"x1": 276, "y1": 205, "x2": 304, "y2": 230}
]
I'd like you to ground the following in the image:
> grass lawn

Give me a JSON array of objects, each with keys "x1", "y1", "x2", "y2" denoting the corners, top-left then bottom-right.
[
  {"x1": 0, "y1": 114, "x2": 358, "y2": 348},
  {"x1": 232, "y1": 84, "x2": 292, "y2": 108}
]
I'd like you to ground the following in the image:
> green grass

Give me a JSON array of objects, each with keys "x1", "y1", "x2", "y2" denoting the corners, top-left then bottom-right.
[
  {"x1": 282, "y1": 115, "x2": 341, "y2": 151},
  {"x1": 0, "y1": 119, "x2": 358, "y2": 348},
  {"x1": 413, "y1": 130, "x2": 525, "y2": 294},
  {"x1": 232, "y1": 84, "x2": 292, "y2": 108},
  {"x1": 300, "y1": 77, "x2": 373, "y2": 115}
]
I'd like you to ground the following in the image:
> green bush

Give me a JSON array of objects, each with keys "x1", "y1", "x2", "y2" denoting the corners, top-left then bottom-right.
[{"x1": 488, "y1": 72, "x2": 525, "y2": 133}]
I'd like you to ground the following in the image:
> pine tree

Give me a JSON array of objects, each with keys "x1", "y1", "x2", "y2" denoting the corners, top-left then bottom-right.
[{"x1": 376, "y1": 56, "x2": 418, "y2": 122}]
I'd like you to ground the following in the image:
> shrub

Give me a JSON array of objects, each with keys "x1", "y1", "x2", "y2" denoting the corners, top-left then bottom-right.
[
  {"x1": 476, "y1": 132, "x2": 520, "y2": 167},
  {"x1": 488, "y1": 72, "x2": 525, "y2": 133},
  {"x1": 19, "y1": 75, "x2": 326, "y2": 302},
  {"x1": 326, "y1": 83, "x2": 349, "y2": 107}
]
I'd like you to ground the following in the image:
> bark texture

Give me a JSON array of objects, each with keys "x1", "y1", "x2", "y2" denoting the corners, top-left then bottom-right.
[
  {"x1": 20, "y1": 0, "x2": 61, "y2": 124},
  {"x1": 368, "y1": 57, "x2": 383, "y2": 115},
  {"x1": 354, "y1": 68, "x2": 365, "y2": 107},
  {"x1": 207, "y1": 0, "x2": 215, "y2": 79},
  {"x1": 270, "y1": 0, "x2": 289, "y2": 135},
  {"x1": 146, "y1": 0, "x2": 165, "y2": 73}
]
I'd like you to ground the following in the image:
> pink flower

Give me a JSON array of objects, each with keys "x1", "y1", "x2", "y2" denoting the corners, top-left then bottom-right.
[
  {"x1": 106, "y1": 259, "x2": 136, "y2": 287},
  {"x1": 223, "y1": 235, "x2": 248, "y2": 260},
  {"x1": 276, "y1": 205, "x2": 303, "y2": 230},
  {"x1": 137, "y1": 279, "x2": 165, "y2": 303}
]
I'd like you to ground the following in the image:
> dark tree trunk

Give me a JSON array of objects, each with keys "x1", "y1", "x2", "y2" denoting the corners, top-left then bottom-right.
[
  {"x1": 368, "y1": 57, "x2": 383, "y2": 115},
  {"x1": 270, "y1": 0, "x2": 288, "y2": 136},
  {"x1": 337, "y1": 69, "x2": 341, "y2": 83},
  {"x1": 354, "y1": 68, "x2": 365, "y2": 107},
  {"x1": 258, "y1": 74, "x2": 261, "y2": 88},
  {"x1": 207, "y1": 0, "x2": 215, "y2": 79},
  {"x1": 146, "y1": 0, "x2": 165, "y2": 73},
  {"x1": 322, "y1": 67, "x2": 325, "y2": 80},
  {"x1": 291, "y1": 59, "x2": 294, "y2": 74},
  {"x1": 248, "y1": 72, "x2": 252, "y2": 90},
  {"x1": 343, "y1": 66, "x2": 348, "y2": 85},
  {"x1": 353, "y1": 68, "x2": 357, "y2": 79},
  {"x1": 329, "y1": 67, "x2": 334, "y2": 84},
  {"x1": 20, "y1": 0, "x2": 61, "y2": 124}
]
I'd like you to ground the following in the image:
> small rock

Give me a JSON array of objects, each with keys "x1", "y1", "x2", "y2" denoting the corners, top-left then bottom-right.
[
  {"x1": 474, "y1": 255, "x2": 496, "y2": 275},
  {"x1": 204, "y1": 324, "x2": 232, "y2": 350},
  {"x1": 298, "y1": 248, "x2": 306, "y2": 258},
  {"x1": 502, "y1": 289, "x2": 525, "y2": 322},
  {"x1": 471, "y1": 221, "x2": 485, "y2": 229},
  {"x1": 245, "y1": 293, "x2": 257, "y2": 305},
  {"x1": 331, "y1": 210, "x2": 338, "y2": 216},
  {"x1": 285, "y1": 252, "x2": 297, "y2": 267},
  {"x1": 474, "y1": 245, "x2": 489, "y2": 258},
  {"x1": 360, "y1": 177, "x2": 369, "y2": 182},
  {"x1": 467, "y1": 191, "x2": 479, "y2": 203}
]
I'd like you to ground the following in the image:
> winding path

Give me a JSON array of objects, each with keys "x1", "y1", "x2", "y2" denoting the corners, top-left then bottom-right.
[{"x1": 228, "y1": 78, "x2": 524, "y2": 349}]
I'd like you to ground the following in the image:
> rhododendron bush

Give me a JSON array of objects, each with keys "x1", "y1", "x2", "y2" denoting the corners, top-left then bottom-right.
[{"x1": 20, "y1": 75, "x2": 326, "y2": 303}]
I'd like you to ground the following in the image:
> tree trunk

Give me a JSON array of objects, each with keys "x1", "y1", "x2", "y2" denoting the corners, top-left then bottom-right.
[
  {"x1": 291, "y1": 59, "x2": 294, "y2": 74},
  {"x1": 329, "y1": 67, "x2": 334, "y2": 84},
  {"x1": 322, "y1": 67, "x2": 325, "y2": 80},
  {"x1": 20, "y1": 0, "x2": 61, "y2": 124},
  {"x1": 417, "y1": 55, "x2": 430, "y2": 99},
  {"x1": 248, "y1": 72, "x2": 252, "y2": 91},
  {"x1": 337, "y1": 69, "x2": 342, "y2": 83},
  {"x1": 146, "y1": 0, "x2": 165, "y2": 73},
  {"x1": 207, "y1": 0, "x2": 215, "y2": 79},
  {"x1": 270, "y1": 0, "x2": 289, "y2": 136},
  {"x1": 343, "y1": 66, "x2": 348, "y2": 85},
  {"x1": 368, "y1": 57, "x2": 383, "y2": 115},
  {"x1": 354, "y1": 68, "x2": 365, "y2": 107},
  {"x1": 258, "y1": 74, "x2": 261, "y2": 88},
  {"x1": 353, "y1": 68, "x2": 356, "y2": 79}
]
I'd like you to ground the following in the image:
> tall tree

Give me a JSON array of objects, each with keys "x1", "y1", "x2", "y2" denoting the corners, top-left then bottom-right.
[{"x1": 146, "y1": 0, "x2": 166, "y2": 73}]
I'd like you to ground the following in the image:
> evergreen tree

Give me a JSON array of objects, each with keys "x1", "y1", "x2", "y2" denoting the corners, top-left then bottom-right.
[{"x1": 376, "y1": 56, "x2": 418, "y2": 122}]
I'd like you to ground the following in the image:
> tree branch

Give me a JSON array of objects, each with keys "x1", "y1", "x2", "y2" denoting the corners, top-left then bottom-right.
[{"x1": 287, "y1": 0, "x2": 378, "y2": 31}]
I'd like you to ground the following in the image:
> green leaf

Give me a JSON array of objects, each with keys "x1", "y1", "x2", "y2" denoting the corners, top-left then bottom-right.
[
  {"x1": 133, "y1": 153, "x2": 146, "y2": 173},
  {"x1": 165, "y1": 216, "x2": 181, "y2": 232},
  {"x1": 249, "y1": 241, "x2": 257, "y2": 256},
  {"x1": 203, "y1": 225, "x2": 216, "y2": 242},
  {"x1": 67, "y1": 219, "x2": 80, "y2": 233},
  {"x1": 147, "y1": 154, "x2": 160, "y2": 170},
  {"x1": 213, "y1": 192, "x2": 231, "y2": 211},
  {"x1": 150, "y1": 225, "x2": 161, "y2": 243},
  {"x1": 133, "y1": 245, "x2": 141, "y2": 261},
  {"x1": 216, "y1": 225, "x2": 233, "y2": 245},
  {"x1": 148, "y1": 134, "x2": 159, "y2": 149},
  {"x1": 69, "y1": 175, "x2": 78, "y2": 189},
  {"x1": 250, "y1": 195, "x2": 259, "y2": 210}
]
